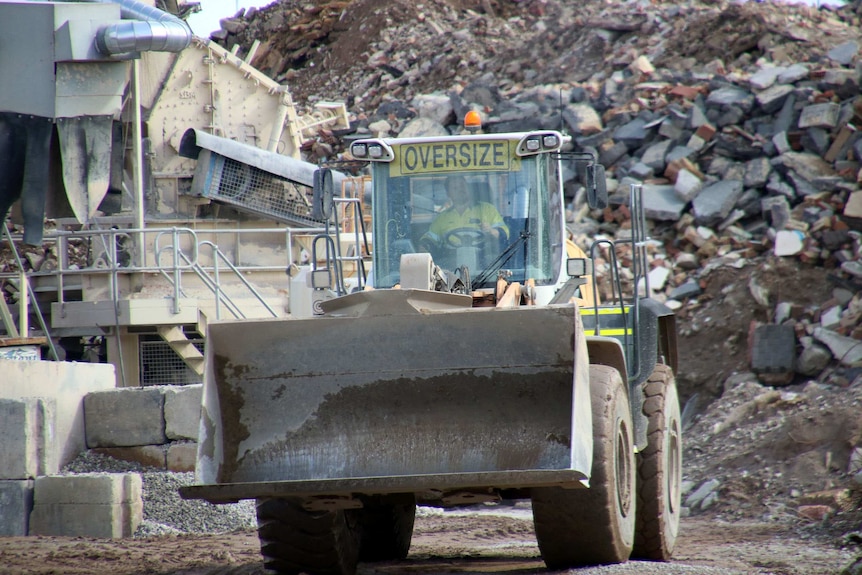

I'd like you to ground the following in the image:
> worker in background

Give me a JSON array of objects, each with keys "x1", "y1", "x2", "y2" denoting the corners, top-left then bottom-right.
[{"x1": 420, "y1": 175, "x2": 509, "y2": 252}]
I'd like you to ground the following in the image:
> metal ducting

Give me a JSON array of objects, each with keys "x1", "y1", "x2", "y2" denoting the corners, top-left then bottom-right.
[{"x1": 93, "y1": 0, "x2": 192, "y2": 55}]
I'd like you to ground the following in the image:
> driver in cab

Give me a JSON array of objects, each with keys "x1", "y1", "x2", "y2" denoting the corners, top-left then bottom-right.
[{"x1": 419, "y1": 175, "x2": 509, "y2": 253}]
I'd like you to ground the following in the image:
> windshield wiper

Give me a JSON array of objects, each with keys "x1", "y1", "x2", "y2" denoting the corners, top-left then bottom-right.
[{"x1": 471, "y1": 229, "x2": 532, "y2": 289}]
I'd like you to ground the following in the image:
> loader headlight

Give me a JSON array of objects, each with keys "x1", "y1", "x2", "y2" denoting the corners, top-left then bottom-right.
[
  {"x1": 369, "y1": 144, "x2": 385, "y2": 158},
  {"x1": 525, "y1": 137, "x2": 541, "y2": 152},
  {"x1": 543, "y1": 134, "x2": 560, "y2": 149},
  {"x1": 351, "y1": 142, "x2": 367, "y2": 158}
]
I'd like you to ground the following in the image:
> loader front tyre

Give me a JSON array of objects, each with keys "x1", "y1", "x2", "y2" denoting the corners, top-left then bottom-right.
[
  {"x1": 632, "y1": 364, "x2": 683, "y2": 560},
  {"x1": 532, "y1": 365, "x2": 635, "y2": 568},
  {"x1": 358, "y1": 501, "x2": 416, "y2": 561},
  {"x1": 255, "y1": 498, "x2": 360, "y2": 575}
]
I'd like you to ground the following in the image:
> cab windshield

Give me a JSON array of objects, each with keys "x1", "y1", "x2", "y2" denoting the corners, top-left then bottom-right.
[{"x1": 370, "y1": 152, "x2": 562, "y2": 290}]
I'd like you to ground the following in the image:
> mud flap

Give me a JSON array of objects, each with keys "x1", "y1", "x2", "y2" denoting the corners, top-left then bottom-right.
[{"x1": 191, "y1": 290, "x2": 593, "y2": 500}]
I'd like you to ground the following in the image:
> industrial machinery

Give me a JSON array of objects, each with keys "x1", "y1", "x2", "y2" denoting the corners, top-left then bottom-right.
[{"x1": 180, "y1": 117, "x2": 682, "y2": 573}]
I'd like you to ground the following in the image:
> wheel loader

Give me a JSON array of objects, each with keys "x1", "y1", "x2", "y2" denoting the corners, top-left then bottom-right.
[{"x1": 180, "y1": 116, "x2": 683, "y2": 574}]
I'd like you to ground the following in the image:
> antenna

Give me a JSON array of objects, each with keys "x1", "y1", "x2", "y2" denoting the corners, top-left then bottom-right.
[{"x1": 559, "y1": 88, "x2": 564, "y2": 134}]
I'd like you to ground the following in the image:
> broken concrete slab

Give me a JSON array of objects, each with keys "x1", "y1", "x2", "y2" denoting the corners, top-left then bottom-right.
[
  {"x1": 0, "y1": 480, "x2": 34, "y2": 536},
  {"x1": 798, "y1": 103, "x2": 841, "y2": 130},
  {"x1": 692, "y1": 180, "x2": 744, "y2": 226},
  {"x1": 642, "y1": 184, "x2": 688, "y2": 221},
  {"x1": 0, "y1": 397, "x2": 57, "y2": 480},
  {"x1": 84, "y1": 388, "x2": 166, "y2": 448}
]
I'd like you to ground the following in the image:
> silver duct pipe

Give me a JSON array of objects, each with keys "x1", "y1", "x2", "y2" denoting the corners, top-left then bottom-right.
[{"x1": 93, "y1": 0, "x2": 192, "y2": 55}]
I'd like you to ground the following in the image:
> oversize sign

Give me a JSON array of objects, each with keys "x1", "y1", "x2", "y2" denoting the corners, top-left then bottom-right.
[{"x1": 392, "y1": 140, "x2": 518, "y2": 176}]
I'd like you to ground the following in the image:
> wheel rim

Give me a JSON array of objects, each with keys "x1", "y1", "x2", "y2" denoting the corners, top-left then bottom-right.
[
  {"x1": 616, "y1": 418, "x2": 633, "y2": 516},
  {"x1": 667, "y1": 419, "x2": 682, "y2": 516}
]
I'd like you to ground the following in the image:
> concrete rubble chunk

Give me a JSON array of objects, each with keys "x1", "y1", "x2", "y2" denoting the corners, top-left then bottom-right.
[
  {"x1": 674, "y1": 168, "x2": 704, "y2": 202},
  {"x1": 641, "y1": 139, "x2": 673, "y2": 172},
  {"x1": 707, "y1": 87, "x2": 754, "y2": 112},
  {"x1": 692, "y1": 180, "x2": 744, "y2": 226},
  {"x1": 798, "y1": 103, "x2": 841, "y2": 130},
  {"x1": 743, "y1": 157, "x2": 772, "y2": 189},
  {"x1": 773, "y1": 152, "x2": 837, "y2": 185},
  {"x1": 797, "y1": 343, "x2": 832, "y2": 376},
  {"x1": 685, "y1": 478, "x2": 720, "y2": 509},
  {"x1": 614, "y1": 118, "x2": 648, "y2": 148},
  {"x1": 755, "y1": 84, "x2": 794, "y2": 115},
  {"x1": 774, "y1": 230, "x2": 805, "y2": 257},
  {"x1": 411, "y1": 93, "x2": 453, "y2": 125},
  {"x1": 669, "y1": 279, "x2": 702, "y2": 300},
  {"x1": 749, "y1": 67, "x2": 784, "y2": 91},
  {"x1": 777, "y1": 63, "x2": 809, "y2": 84},
  {"x1": 843, "y1": 190, "x2": 862, "y2": 219},
  {"x1": 398, "y1": 117, "x2": 449, "y2": 138},
  {"x1": 813, "y1": 327, "x2": 862, "y2": 366},
  {"x1": 564, "y1": 103, "x2": 603, "y2": 135},
  {"x1": 642, "y1": 184, "x2": 688, "y2": 221},
  {"x1": 827, "y1": 41, "x2": 859, "y2": 66}
]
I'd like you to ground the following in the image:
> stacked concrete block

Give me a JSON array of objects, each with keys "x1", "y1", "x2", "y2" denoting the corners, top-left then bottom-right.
[
  {"x1": 0, "y1": 480, "x2": 34, "y2": 535},
  {"x1": 29, "y1": 473, "x2": 142, "y2": 538},
  {"x1": 164, "y1": 384, "x2": 202, "y2": 441},
  {"x1": 0, "y1": 397, "x2": 57, "y2": 479},
  {"x1": 84, "y1": 387, "x2": 166, "y2": 448}
]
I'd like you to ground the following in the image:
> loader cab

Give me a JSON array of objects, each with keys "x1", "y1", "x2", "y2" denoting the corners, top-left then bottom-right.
[{"x1": 350, "y1": 132, "x2": 567, "y2": 297}]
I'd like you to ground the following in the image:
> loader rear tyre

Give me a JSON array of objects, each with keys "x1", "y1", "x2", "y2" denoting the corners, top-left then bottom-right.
[
  {"x1": 357, "y1": 501, "x2": 416, "y2": 561},
  {"x1": 632, "y1": 364, "x2": 683, "y2": 561},
  {"x1": 255, "y1": 498, "x2": 360, "y2": 575},
  {"x1": 532, "y1": 365, "x2": 636, "y2": 568}
]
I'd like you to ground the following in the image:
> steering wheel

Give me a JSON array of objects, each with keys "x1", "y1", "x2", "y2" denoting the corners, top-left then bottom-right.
[{"x1": 443, "y1": 227, "x2": 486, "y2": 248}]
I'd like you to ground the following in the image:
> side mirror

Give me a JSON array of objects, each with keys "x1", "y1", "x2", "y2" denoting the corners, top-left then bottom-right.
[
  {"x1": 312, "y1": 168, "x2": 334, "y2": 221},
  {"x1": 585, "y1": 164, "x2": 608, "y2": 210}
]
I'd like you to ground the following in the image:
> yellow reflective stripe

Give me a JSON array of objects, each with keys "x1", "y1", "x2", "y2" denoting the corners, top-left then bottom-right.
[
  {"x1": 586, "y1": 328, "x2": 633, "y2": 337},
  {"x1": 579, "y1": 307, "x2": 631, "y2": 315}
]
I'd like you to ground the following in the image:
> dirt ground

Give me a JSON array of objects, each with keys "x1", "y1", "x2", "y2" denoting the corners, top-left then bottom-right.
[{"x1": 0, "y1": 506, "x2": 855, "y2": 575}]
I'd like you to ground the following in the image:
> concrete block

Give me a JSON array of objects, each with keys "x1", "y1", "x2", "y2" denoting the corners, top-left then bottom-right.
[
  {"x1": 164, "y1": 384, "x2": 202, "y2": 441},
  {"x1": 34, "y1": 473, "x2": 141, "y2": 505},
  {"x1": 94, "y1": 445, "x2": 167, "y2": 469},
  {"x1": 29, "y1": 473, "x2": 142, "y2": 538},
  {"x1": 0, "y1": 397, "x2": 57, "y2": 479},
  {"x1": 167, "y1": 442, "x2": 197, "y2": 472},
  {"x1": 0, "y1": 359, "x2": 115, "y2": 468},
  {"x1": 0, "y1": 480, "x2": 34, "y2": 536},
  {"x1": 85, "y1": 387, "x2": 166, "y2": 448},
  {"x1": 750, "y1": 324, "x2": 796, "y2": 381}
]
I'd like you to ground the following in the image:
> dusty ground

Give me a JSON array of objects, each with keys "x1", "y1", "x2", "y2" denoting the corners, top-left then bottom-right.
[{"x1": 0, "y1": 506, "x2": 856, "y2": 575}]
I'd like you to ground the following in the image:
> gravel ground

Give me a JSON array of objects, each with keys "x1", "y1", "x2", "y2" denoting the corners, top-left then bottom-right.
[{"x1": 61, "y1": 451, "x2": 257, "y2": 537}]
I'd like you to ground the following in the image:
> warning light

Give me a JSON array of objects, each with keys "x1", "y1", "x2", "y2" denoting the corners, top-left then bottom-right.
[{"x1": 464, "y1": 110, "x2": 482, "y2": 131}]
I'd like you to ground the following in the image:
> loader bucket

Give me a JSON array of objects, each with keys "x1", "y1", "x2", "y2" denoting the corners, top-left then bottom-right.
[{"x1": 185, "y1": 289, "x2": 593, "y2": 503}]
